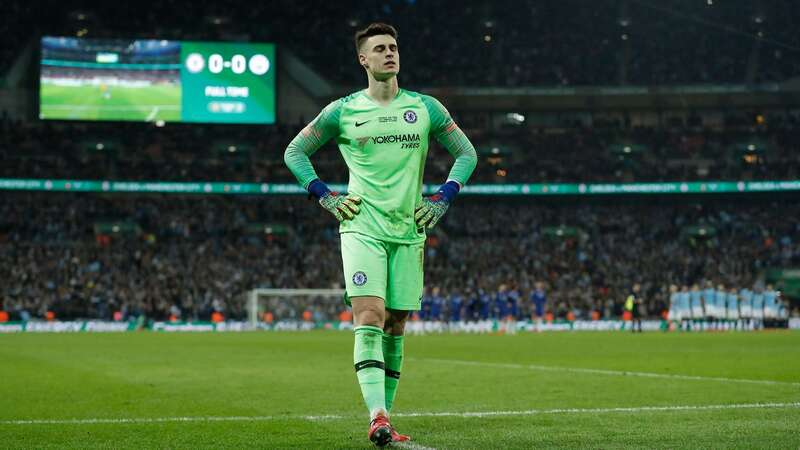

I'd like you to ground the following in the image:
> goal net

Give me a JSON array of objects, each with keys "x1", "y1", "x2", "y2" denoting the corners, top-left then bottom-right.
[{"x1": 245, "y1": 288, "x2": 347, "y2": 329}]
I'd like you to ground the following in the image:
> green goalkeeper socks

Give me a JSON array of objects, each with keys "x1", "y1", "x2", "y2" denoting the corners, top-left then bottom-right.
[
  {"x1": 382, "y1": 333, "x2": 404, "y2": 412},
  {"x1": 353, "y1": 325, "x2": 386, "y2": 418}
]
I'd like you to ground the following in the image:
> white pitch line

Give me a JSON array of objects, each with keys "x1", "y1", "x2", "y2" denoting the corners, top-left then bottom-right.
[
  {"x1": 417, "y1": 358, "x2": 800, "y2": 388},
  {"x1": 145, "y1": 106, "x2": 160, "y2": 122},
  {"x1": 393, "y1": 402, "x2": 800, "y2": 418},
  {"x1": 394, "y1": 441, "x2": 438, "y2": 450},
  {"x1": 0, "y1": 414, "x2": 345, "y2": 426},
  {"x1": 2, "y1": 402, "x2": 799, "y2": 426}
]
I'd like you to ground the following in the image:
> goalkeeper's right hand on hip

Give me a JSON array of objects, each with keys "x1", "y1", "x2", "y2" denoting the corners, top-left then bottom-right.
[{"x1": 320, "y1": 191, "x2": 361, "y2": 221}]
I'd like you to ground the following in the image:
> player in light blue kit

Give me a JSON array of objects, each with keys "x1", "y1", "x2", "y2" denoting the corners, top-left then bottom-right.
[
  {"x1": 667, "y1": 285, "x2": 681, "y2": 330},
  {"x1": 714, "y1": 284, "x2": 728, "y2": 330},
  {"x1": 752, "y1": 288, "x2": 765, "y2": 329},
  {"x1": 739, "y1": 287, "x2": 753, "y2": 330},
  {"x1": 689, "y1": 284, "x2": 704, "y2": 330},
  {"x1": 703, "y1": 281, "x2": 717, "y2": 330},
  {"x1": 675, "y1": 285, "x2": 692, "y2": 331},
  {"x1": 763, "y1": 284, "x2": 779, "y2": 322},
  {"x1": 679, "y1": 285, "x2": 692, "y2": 331},
  {"x1": 726, "y1": 287, "x2": 739, "y2": 330}
]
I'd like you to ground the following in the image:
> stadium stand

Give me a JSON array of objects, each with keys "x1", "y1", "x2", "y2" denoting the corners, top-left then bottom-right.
[
  {"x1": 1, "y1": 1, "x2": 797, "y2": 325},
  {"x1": 9, "y1": 0, "x2": 800, "y2": 87},
  {"x1": 2, "y1": 193, "x2": 797, "y2": 321},
  {"x1": 2, "y1": 113, "x2": 799, "y2": 183}
]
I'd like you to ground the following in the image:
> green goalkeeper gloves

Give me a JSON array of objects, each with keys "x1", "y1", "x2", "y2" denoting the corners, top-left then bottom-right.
[
  {"x1": 319, "y1": 192, "x2": 362, "y2": 221},
  {"x1": 309, "y1": 179, "x2": 461, "y2": 227},
  {"x1": 415, "y1": 181, "x2": 461, "y2": 229},
  {"x1": 414, "y1": 194, "x2": 449, "y2": 229},
  {"x1": 307, "y1": 179, "x2": 361, "y2": 222}
]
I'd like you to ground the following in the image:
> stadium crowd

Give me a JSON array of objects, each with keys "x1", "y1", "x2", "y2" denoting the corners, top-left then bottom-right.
[
  {"x1": 2, "y1": 112, "x2": 800, "y2": 184},
  {"x1": 4, "y1": 0, "x2": 799, "y2": 86},
  {"x1": 2, "y1": 0, "x2": 799, "y2": 327},
  {"x1": 1, "y1": 193, "x2": 797, "y2": 323}
]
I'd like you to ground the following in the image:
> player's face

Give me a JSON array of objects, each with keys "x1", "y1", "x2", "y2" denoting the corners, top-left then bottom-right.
[{"x1": 359, "y1": 35, "x2": 399, "y2": 80}]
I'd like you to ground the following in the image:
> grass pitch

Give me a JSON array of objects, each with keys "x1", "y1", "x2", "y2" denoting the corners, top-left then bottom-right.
[
  {"x1": 1, "y1": 331, "x2": 799, "y2": 449},
  {"x1": 40, "y1": 83, "x2": 181, "y2": 122}
]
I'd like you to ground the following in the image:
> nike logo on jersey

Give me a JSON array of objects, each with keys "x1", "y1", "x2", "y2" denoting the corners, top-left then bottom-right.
[{"x1": 355, "y1": 120, "x2": 371, "y2": 127}]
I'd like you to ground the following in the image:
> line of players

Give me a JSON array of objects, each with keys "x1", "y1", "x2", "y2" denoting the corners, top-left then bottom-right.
[
  {"x1": 666, "y1": 281, "x2": 787, "y2": 331},
  {"x1": 411, "y1": 284, "x2": 547, "y2": 334}
]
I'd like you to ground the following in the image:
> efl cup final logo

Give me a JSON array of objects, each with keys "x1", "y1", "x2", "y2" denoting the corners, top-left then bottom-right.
[{"x1": 403, "y1": 110, "x2": 417, "y2": 124}]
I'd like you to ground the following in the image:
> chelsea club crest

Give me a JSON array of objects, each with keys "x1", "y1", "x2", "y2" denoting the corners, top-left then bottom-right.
[
  {"x1": 403, "y1": 110, "x2": 417, "y2": 124},
  {"x1": 352, "y1": 271, "x2": 368, "y2": 286}
]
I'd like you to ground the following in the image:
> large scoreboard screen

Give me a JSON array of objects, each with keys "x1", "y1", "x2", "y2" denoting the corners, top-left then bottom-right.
[{"x1": 40, "y1": 37, "x2": 276, "y2": 124}]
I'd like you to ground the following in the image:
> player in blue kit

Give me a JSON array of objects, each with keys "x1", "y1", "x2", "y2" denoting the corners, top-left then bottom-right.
[
  {"x1": 478, "y1": 289, "x2": 491, "y2": 333},
  {"x1": 530, "y1": 282, "x2": 547, "y2": 332},
  {"x1": 506, "y1": 286, "x2": 520, "y2": 335},
  {"x1": 448, "y1": 291, "x2": 463, "y2": 331},
  {"x1": 493, "y1": 285, "x2": 509, "y2": 331},
  {"x1": 418, "y1": 288, "x2": 430, "y2": 322},
  {"x1": 429, "y1": 287, "x2": 444, "y2": 332}
]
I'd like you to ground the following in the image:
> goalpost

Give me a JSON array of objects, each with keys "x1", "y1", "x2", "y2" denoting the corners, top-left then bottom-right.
[{"x1": 246, "y1": 288, "x2": 346, "y2": 328}]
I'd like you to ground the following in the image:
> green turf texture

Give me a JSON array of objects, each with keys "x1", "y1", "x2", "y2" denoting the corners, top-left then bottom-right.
[
  {"x1": 40, "y1": 83, "x2": 181, "y2": 121},
  {"x1": 1, "y1": 331, "x2": 798, "y2": 449}
]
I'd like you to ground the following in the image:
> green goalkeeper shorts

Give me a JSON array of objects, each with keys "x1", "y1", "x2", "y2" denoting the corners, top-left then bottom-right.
[{"x1": 340, "y1": 232, "x2": 424, "y2": 311}]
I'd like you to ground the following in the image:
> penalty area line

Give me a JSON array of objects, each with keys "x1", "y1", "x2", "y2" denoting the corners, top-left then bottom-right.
[
  {"x1": 416, "y1": 358, "x2": 800, "y2": 388},
  {"x1": 2, "y1": 402, "x2": 799, "y2": 426}
]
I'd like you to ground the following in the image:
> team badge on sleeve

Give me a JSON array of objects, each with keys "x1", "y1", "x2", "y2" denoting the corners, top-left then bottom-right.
[
  {"x1": 353, "y1": 271, "x2": 368, "y2": 286},
  {"x1": 403, "y1": 110, "x2": 417, "y2": 124}
]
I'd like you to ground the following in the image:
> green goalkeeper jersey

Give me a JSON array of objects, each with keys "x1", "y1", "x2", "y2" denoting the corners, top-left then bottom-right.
[{"x1": 285, "y1": 89, "x2": 477, "y2": 244}]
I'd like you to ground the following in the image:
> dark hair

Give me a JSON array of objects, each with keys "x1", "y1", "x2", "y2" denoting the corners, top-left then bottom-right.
[{"x1": 354, "y1": 23, "x2": 398, "y2": 54}]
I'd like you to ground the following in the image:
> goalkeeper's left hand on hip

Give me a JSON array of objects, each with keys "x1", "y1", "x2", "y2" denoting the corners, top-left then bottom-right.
[{"x1": 415, "y1": 180, "x2": 461, "y2": 229}]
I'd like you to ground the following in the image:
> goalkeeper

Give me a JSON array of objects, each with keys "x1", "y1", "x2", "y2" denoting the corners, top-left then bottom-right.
[{"x1": 284, "y1": 22, "x2": 477, "y2": 447}]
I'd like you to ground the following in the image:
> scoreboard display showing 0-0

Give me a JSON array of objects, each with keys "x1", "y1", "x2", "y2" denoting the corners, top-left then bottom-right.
[
  {"x1": 40, "y1": 37, "x2": 276, "y2": 124},
  {"x1": 180, "y1": 42, "x2": 275, "y2": 123}
]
